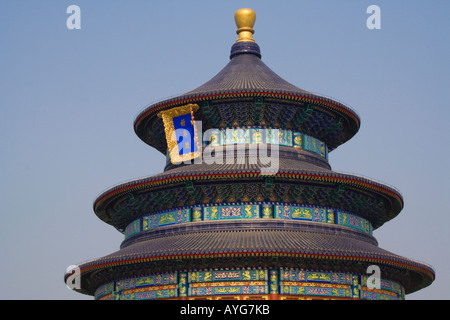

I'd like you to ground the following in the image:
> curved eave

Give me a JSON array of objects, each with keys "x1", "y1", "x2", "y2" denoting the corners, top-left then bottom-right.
[
  {"x1": 66, "y1": 224, "x2": 434, "y2": 296},
  {"x1": 93, "y1": 168, "x2": 403, "y2": 230},
  {"x1": 133, "y1": 90, "x2": 360, "y2": 152},
  {"x1": 70, "y1": 254, "x2": 434, "y2": 296}
]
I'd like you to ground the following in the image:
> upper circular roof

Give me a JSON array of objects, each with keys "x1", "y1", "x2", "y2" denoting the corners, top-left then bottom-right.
[
  {"x1": 133, "y1": 10, "x2": 360, "y2": 154},
  {"x1": 186, "y1": 47, "x2": 308, "y2": 95}
]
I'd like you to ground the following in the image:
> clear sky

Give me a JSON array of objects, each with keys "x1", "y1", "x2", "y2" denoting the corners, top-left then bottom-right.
[{"x1": 0, "y1": 0, "x2": 448, "y2": 300}]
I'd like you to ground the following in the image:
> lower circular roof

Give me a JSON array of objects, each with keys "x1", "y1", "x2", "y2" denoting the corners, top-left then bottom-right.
[{"x1": 70, "y1": 220, "x2": 435, "y2": 295}]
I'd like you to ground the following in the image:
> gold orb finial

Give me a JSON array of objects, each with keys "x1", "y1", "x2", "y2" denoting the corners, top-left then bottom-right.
[{"x1": 235, "y1": 8, "x2": 256, "y2": 42}]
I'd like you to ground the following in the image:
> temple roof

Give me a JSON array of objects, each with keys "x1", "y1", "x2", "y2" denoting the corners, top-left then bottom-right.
[
  {"x1": 133, "y1": 10, "x2": 360, "y2": 154},
  {"x1": 185, "y1": 44, "x2": 311, "y2": 96},
  {"x1": 68, "y1": 8, "x2": 435, "y2": 299},
  {"x1": 92, "y1": 148, "x2": 403, "y2": 232},
  {"x1": 69, "y1": 220, "x2": 435, "y2": 296}
]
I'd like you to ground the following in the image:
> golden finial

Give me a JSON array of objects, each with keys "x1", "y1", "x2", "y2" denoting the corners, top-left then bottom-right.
[{"x1": 235, "y1": 8, "x2": 256, "y2": 42}]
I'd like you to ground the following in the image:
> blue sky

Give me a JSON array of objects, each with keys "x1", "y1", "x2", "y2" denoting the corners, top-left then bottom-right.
[{"x1": 0, "y1": 0, "x2": 448, "y2": 300}]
